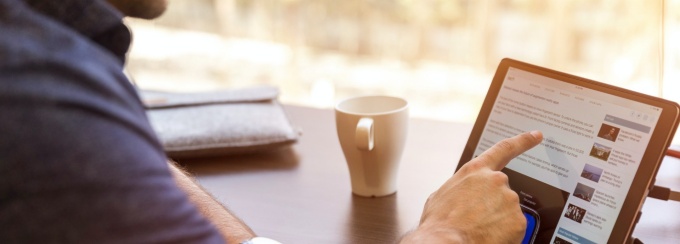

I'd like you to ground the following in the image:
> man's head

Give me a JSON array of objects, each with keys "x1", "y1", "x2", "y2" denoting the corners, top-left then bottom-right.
[
  {"x1": 106, "y1": 0, "x2": 168, "y2": 19},
  {"x1": 609, "y1": 128, "x2": 616, "y2": 135}
]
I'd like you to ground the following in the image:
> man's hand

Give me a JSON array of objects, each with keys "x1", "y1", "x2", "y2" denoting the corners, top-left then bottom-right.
[{"x1": 402, "y1": 131, "x2": 543, "y2": 243}]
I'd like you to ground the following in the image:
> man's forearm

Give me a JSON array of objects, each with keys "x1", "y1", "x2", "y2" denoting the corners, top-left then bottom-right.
[{"x1": 168, "y1": 161, "x2": 255, "y2": 243}]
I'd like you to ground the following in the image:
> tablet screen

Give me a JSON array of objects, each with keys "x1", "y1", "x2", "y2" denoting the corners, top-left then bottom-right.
[{"x1": 471, "y1": 66, "x2": 663, "y2": 243}]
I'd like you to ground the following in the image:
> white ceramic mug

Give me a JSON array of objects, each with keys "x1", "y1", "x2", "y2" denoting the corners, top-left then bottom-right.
[{"x1": 335, "y1": 96, "x2": 409, "y2": 197}]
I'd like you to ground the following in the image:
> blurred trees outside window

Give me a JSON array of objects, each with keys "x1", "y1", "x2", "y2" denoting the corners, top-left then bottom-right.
[{"x1": 127, "y1": 0, "x2": 679, "y2": 124}]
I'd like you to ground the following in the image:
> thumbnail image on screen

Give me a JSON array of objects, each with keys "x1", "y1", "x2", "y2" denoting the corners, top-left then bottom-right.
[
  {"x1": 597, "y1": 123, "x2": 620, "y2": 142},
  {"x1": 580, "y1": 164, "x2": 604, "y2": 183}
]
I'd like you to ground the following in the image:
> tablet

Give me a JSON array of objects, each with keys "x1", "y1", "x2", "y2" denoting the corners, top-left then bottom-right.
[{"x1": 456, "y1": 58, "x2": 680, "y2": 244}]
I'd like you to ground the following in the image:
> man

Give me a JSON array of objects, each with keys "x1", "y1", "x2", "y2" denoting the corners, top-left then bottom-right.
[
  {"x1": 0, "y1": 0, "x2": 542, "y2": 243},
  {"x1": 603, "y1": 127, "x2": 617, "y2": 141}
]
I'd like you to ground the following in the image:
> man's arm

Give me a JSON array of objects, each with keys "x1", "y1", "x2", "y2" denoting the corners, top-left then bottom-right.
[
  {"x1": 401, "y1": 131, "x2": 543, "y2": 243},
  {"x1": 168, "y1": 161, "x2": 256, "y2": 243}
]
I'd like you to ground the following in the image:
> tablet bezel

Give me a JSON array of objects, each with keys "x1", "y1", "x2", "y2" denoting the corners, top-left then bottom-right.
[{"x1": 456, "y1": 58, "x2": 680, "y2": 243}]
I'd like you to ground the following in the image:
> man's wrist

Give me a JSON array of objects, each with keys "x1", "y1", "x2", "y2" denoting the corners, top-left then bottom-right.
[
  {"x1": 240, "y1": 236, "x2": 282, "y2": 244},
  {"x1": 400, "y1": 223, "x2": 466, "y2": 244}
]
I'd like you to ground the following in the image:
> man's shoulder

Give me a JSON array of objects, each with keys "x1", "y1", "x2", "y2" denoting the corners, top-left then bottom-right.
[
  {"x1": 2, "y1": 1, "x2": 117, "y2": 67},
  {"x1": 0, "y1": 1, "x2": 222, "y2": 243}
]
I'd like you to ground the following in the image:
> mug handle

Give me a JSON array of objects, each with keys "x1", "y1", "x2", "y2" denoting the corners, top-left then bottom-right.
[{"x1": 355, "y1": 118, "x2": 374, "y2": 151}]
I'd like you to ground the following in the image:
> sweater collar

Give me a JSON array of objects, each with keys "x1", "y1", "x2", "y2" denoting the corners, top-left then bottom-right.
[{"x1": 23, "y1": 0, "x2": 131, "y2": 63}]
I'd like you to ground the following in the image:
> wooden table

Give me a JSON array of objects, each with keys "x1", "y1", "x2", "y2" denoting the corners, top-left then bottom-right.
[{"x1": 181, "y1": 105, "x2": 680, "y2": 244}]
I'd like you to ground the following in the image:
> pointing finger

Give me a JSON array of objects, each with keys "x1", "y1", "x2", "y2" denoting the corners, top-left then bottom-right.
[{"x1": 475, "y1": 131, "x2": 543, "y2": 171}]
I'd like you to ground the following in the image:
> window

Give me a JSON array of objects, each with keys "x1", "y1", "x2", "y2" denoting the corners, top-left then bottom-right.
[{"x1": 127, "y1": 0, "x2": 678, "y2": 130}]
